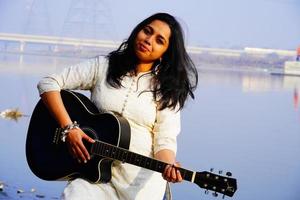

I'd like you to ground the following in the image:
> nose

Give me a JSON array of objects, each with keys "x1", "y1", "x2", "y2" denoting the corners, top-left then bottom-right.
[{"x1": 144, "y1": 36, "x2": 152, "y2": 46}]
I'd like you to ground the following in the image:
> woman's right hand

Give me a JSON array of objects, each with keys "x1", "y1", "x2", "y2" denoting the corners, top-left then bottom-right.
[{"x1": 65, "y1": 128, "x2": 95, "y2": 163}]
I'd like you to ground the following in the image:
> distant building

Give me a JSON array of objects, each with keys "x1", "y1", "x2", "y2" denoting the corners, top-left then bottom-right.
[{"x1": 297, "y1": 46, "x2": 300, "y2": 61}]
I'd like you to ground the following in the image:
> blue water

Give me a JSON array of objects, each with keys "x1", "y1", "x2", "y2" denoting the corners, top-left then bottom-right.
[{"x1": 1, "y1": 53, "x2": 300, "y2": 200}]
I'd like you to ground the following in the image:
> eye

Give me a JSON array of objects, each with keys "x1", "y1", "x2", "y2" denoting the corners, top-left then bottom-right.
[
  {"x1": 143, "y1": 27, "x2": 151, "y2": 35},
  {"x1": 156, "y1": 38, "x2": 164, "y2": 45}
]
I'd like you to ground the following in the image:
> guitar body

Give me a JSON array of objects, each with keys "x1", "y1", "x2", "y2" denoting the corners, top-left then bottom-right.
[
  {"x1": 26, "y1": 90, "x2": 131, "y2": 183},
  {"x1": 26, "y1": 90, "x2": 238, "y2": 197}
]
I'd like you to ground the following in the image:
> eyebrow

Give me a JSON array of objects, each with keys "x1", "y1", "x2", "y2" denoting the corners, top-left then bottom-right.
[{"x1": 145, "y1": 25, "x2": 168, "y2": 43}]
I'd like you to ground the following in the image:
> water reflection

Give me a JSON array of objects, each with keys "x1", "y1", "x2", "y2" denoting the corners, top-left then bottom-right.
[
  {"x1": 1, "y1": 53, "x2": 300, "y2": 200},
  {"x1": 294, "y1": 88, "x2": 298, "y2": 110},
  {"x1": 0, "y1": 108, "x2": 28, "y2": 121}
]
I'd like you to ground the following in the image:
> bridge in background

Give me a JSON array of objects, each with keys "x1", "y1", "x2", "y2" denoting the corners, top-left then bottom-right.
[{"x1": 0, "y1": 32, "x2": 295, "y2": 57}]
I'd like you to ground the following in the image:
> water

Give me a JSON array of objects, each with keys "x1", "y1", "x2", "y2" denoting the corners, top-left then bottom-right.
[{"x1": 1, "y1": 53, "x2": 300, "y2": 200}]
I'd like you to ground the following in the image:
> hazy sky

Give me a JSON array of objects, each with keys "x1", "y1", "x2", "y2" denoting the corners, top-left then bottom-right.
[{"x1": 0, "y1": 0, "x2": 299, "y2": 50}]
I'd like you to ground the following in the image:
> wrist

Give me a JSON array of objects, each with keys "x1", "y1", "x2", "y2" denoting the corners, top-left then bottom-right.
[
  {"x1": 60, "y1": 120, "x2": 73, "y2": 128},
  {"x1": 61, "y1": 121, "x2": 80, "y2": 142}
]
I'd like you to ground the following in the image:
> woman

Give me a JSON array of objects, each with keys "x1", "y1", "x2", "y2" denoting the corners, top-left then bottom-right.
[{"x1": 38, "y1": 13, "x2": 198, "y2": 200}]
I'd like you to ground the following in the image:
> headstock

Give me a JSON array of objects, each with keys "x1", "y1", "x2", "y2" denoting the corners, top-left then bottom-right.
[{"x1": 194, "y1": 169, "x2": 237, "y2": 198}]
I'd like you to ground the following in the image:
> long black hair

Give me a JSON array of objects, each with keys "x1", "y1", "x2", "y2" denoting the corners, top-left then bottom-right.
[{"x1": 106, "y1": 13, "x2": 198, "y2": 111}]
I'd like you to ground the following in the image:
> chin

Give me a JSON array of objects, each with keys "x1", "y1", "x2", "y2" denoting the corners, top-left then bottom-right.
[{"x1": 135, "y1": 52, "x2": 149, "y2": 62}]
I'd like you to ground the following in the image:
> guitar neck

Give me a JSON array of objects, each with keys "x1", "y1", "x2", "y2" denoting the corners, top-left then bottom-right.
[{"x1": 91, "y1": 141, "x2": 195, "y2": 182}]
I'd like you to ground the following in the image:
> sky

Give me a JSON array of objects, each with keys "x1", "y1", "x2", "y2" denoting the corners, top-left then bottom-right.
[
  {"x1": 0, "y1": 0, "x2": 299, "y2": 50},
  {"x1": 1, "y1": 1, "x2": 300, "y2": 200}
]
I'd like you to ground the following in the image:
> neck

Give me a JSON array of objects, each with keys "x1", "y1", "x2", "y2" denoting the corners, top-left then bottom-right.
[{"x1": 136, "y1": 63, "x2": 153, "y2": 74}]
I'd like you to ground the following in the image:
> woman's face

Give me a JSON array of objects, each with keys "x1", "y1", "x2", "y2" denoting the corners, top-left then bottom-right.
[{"x1": 134, "y1": 20, "x2": 171, "y2": 64}]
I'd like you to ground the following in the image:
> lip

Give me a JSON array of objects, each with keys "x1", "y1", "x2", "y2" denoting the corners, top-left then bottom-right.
[{"x1": 138, "y1": 43, "x2": 150, "y2": 52}]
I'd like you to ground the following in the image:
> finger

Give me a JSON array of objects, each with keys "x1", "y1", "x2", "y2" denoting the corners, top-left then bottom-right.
[
  {"x1": 68, "y1": 145, "x2": 77, "y2": 160},
  {"x1": 66, "y1": 130, "x2": 86, "y2": 162},
  {"x1": 166, "y1": 165, "x2": 173, "y2": 182},
  {"x1": 82, "y1": 133, "x2": 95, "y2": 143},
  {"x1": 78, "y1": 140, "x2": 91, "y2": 161},
  {"x1": 171, "y1": 166, "x2": 177, "y2": 181},
  {"x1": 74, "y1": 145, "x2": 87, "y2": 163},
  {"x1": 176, "y1": 169, "x2": 183, "y2": 182},
  {"x1": 71, "y1": 146, "x2": 81, "y2": 163},
  {"x1": 163, "y1": 165, "x2": 169, "y2": 181},
  {"x1": 79, "y1": 141, "x2": 91, "y2": 160},
  {"x1": 163, "y1": 165, "x2": 169, "y2": 179}
]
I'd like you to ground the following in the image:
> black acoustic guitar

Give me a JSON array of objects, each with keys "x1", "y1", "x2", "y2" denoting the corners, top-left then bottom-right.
[{"x1": 26, "y1": 90, "x2": 237, "y2": 198}]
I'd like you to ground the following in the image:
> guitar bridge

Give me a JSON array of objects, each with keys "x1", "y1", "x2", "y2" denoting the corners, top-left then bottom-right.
[{"x1": 53, "y1": 128, "x2": 62, "y2": 145}]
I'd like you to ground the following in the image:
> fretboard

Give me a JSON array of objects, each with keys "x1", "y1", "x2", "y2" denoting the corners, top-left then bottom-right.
[{"x1": 91, "y1": 141, "x2": 195, "y2": 182}]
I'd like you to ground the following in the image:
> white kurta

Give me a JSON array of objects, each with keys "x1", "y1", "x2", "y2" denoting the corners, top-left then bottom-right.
[{"x1": 37, "y1": 56, "x2": 181, "y2": 200}]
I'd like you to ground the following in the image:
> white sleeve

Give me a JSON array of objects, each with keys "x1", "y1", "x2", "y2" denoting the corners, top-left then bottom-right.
[
  {"x1": 152, "y1": 107, "x2": 181, "y2": 155},
  {"x1": 37, "y1": 56, "x2": 106, "y2": 95}
]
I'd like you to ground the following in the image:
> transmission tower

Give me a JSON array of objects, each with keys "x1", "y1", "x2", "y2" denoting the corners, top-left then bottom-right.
[
  {"x1": 60, "y1": 0, "x2": 116, "y2": 41},
  {"x1": 23, "y1": 0, "x2": 52, "y2": 36}
]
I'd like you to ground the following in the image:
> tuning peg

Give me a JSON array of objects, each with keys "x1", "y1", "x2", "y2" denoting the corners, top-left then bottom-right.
[
  {"x1": 204, "y1": 190, "x2": 209, "y2": 195},
  {"x1": 226, "y1": 172, "x2": 232, "y2": 177},
  {"x1": 210, "y1": 168, "x2": 214, "y2": 172},
  {"x1": 212, "y1": 192, "x2": 218, "y2": 197},
  {"x1": 219, "y1": 170, "x2": 223, "y2": 174}
]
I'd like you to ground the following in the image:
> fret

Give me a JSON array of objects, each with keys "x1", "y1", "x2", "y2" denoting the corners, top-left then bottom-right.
[
  {"x1": 108, "y1": 144, "x2": 113, "y2": 158},
  {"x1": 90, "y1": 142, "x2": 94, "y2": 154},
  {"x1": 148, "y1": 158, "x2": 153, "y2": 169},
  {"x1": 113, "y1": 146, "x2": 119, "y2": 159},
  {"x1": 111, "y1": 146, "x2": 116, "y2": 159},
  {"x1": 131, "y1": 152, "x2": 137, "y2": 163},
  {"x1": 131, "y1": 152, "x2": 137, "y2": 164},
  {"x1": 99, "y1": 142, "x2": 104, "y2": 156},
  {"x1": 104, "y1": 144, "x2": 110, "y2": 157},
  {"x1": 134, "y1": 154, "x2": 141, "y2": 166},
  {"x1": 118, "y1": 148, "x2": 123, "y2": 161},
  {"x1": 123, "y1": 150, "x2": 129, "y2": 163},
  {"x1": 128, "y1": 150, "x2": 133, "y2": 163},
  {"x1": 139, "y1": 155, "x2": 144, "y2": 166},
  {"x1": 139, "y1": 156, "x2": 146, "y2": 167},
  {"x1": 100, "y1": 143, "x2": 105, "y2": 156},
  {"x1": 93, "y1": 142, "x2": 97, "y2": 154},
  {"x1": 178, "y1": 168, "x2": 193, "y2": 181},
  {"x1": 143, "y1": 157, "x2": 148, "y2": 168},
  {"x1": 98, "y1": 142, "x2": 102, "y2": 156},
  {"x1": 157, "y1": 163, "x2": 163, "y2": 172},
  {"x1": 101, "y1": 143, "x2": 107, "y2": 156},
  {"x1": 120, "y1": 148, "x2": 125, "y2": 162},
  {"x1": 123, "y1": 150, "x2": 128, "y2": 162},
  {"x1": 155, "y1": 160, "x2": 165, "y2": 173},
  {"x1": 108, "y1": 145, "x2": 113, "y2": 158},
  {"x1": 144, "y1": 157, "x2": 152, "y2": 169},
  {"x1": 91, "y1": 142, "x2": 95, "y2": 154},
  {"x1": 181, "y1": 168, "x2": 187, "y2": 179},
  {"x1": 94, "y1": 142, "x2": 100, "y2": 155},
  {"x1": 154, "y1": 160, "x2": 159, "y2": 171},
  {"x1": 115, "y1": 147, "x2": 121, "y2": 160}
]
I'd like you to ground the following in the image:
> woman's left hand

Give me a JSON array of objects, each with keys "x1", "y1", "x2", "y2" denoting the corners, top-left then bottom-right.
[{"x1": 162, "y1": 162, "x2": 183, "y2": 183}]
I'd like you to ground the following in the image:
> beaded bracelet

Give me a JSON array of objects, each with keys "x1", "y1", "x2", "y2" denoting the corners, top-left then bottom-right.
[{"x1": 61, "y1": 121, "x2": 80, "y2": 142}]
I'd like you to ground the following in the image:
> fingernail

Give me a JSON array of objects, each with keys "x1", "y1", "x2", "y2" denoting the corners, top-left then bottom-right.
[
  {"x1": 84, "y1": 160, "x2": 87, "y2": 163},
  {"x1": 78, "y1": 159, "x2": 81, "y2": 163}
]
